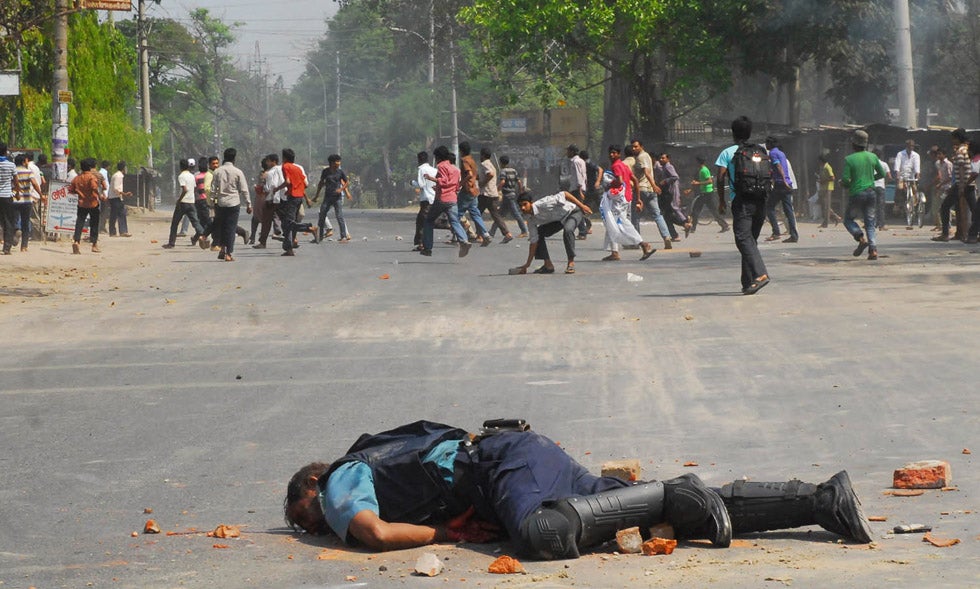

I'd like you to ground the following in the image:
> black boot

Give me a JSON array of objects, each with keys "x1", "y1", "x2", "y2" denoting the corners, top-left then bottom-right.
[
  {"x1": 661, "y1": 474, "x2": 732, "y2": 547},
  {"x1": 715, "y1": 470, "x2": 872, "y2": 543},
  {"x1": 521, "y1": 482, "x2": 664, "y2": 559}
]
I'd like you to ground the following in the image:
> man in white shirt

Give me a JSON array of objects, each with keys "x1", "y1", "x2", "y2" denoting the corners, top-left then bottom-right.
[
  {"x1": 414, "y1": 151, "x2": 437, "y2": 251},
  {"x1": 162, "y1": 158, "x2": 206, "y2": 249},
  {"x1": 894, "y1": 139, "x2": 920, "y2": 221},
  {"x1": 108, "y1": 161, "x2": 132, "y2": 237},
  {"x1": 253, "y1": 152, "x2": 284, "y2": 249},
  {"x1": 510, "y1": 191, "x2": 592, "y2": 275}
]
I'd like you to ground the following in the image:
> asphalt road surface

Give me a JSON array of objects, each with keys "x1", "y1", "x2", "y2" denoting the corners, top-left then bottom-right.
[{"x1": 1, "y1": 208, "x2": 976, "y2": 588}]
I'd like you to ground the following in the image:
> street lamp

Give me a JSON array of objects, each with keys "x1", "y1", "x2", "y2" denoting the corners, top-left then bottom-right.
[{"x1": 292, "y1": 57, "x2": 329, "y2": 150}]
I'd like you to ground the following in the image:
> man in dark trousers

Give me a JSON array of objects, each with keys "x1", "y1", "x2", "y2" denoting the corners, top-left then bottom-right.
[
  {"x1": 285, "y1": 420, "x2": 872, "y2": 560},
  {"x1": 716, "y1": 116, "x2": 770, "y2": 294}
]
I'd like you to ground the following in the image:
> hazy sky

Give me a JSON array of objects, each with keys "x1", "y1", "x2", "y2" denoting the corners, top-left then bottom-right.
[{"x1": 145, "y1": 0, "x2": 339, "y2": 86}]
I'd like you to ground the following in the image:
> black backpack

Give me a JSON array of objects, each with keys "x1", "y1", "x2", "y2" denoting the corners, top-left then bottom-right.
[{"x1": 731, "y1": 143, "x2": 772, "y2": 198}]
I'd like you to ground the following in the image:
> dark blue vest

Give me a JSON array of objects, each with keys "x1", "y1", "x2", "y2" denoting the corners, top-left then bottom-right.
[{"x1": 324, "y1": 420, "x2": 472, "y2": 525}]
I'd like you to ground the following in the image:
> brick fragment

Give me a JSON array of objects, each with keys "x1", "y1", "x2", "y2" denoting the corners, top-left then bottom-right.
[
  {"x1": 601, "y1": 460, "x2": 641, "y2": 482},
  {"x1": 642, "y1": 537, "x2": 677, "y2": 556},
  {"x1": 893, "y1": 460, "x2": 951, "y2": 489},
  {"x1": 616, "y1": 527, "x2": 643, "y2": 554}
]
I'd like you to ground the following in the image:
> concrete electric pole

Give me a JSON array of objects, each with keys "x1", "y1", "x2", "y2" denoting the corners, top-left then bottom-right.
[
  {"x1": 51, "y1": 0, "x2": 69, "y2": 180},
  {"x1": 138, "y1": 0, "x2": 153, "y2": 167},
  {"x1": 894, "y1": 0, "x2": 917, "y2": 128}
]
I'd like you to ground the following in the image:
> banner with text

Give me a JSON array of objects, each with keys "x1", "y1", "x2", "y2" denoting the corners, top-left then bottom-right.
[{"x1": 46, "y1": 181, "x2": 84, "y2": 236}]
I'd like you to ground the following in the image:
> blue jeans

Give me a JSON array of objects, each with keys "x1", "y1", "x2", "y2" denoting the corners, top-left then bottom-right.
[
  {"x1": 766, "y1": 182, "x2": 798, "y2": 239},
  {"x1": 631, "y1": 191, "x2": 670, "y2": 238},
  {"x1": 318, "y1": 195, "x2": 348, "y2": 240},
  {"x1": 843, "y1": 188, "x2": 877, "y2": 248},
  {"x1": 498, "y1": 197, "x2": 528, "y2": 234},
  {"x1": 423, "y1": 200, "x2": 467, "y2": 251},
  {"x1": 13, "y1": 201, "x2": 32, "y2": 248},
  {"x1": 457, "y1": 193, "x2": 489, "y2": 237}
]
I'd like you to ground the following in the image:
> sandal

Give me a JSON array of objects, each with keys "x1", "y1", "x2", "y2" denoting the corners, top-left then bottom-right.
[
  {"x1": 640, "y1": 243, "x2": 656, "y2": 261},
  {"x1": 532, "y1": 265, "x2": 555, "y2": 274},
  {"x1": 564, "y1": 265, "x2": 575, "y2": 274},
  {"x1": 742, "y1": 275, "x2": 770, "y2": 295},
  {"x1": 602, "y1": 253, "x2": 621, "y2": 261}
]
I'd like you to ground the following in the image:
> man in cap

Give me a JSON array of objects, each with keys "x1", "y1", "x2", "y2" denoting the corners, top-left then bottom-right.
[{"x1": 841, "y1": 130, "x2": 887, "y2": 260}]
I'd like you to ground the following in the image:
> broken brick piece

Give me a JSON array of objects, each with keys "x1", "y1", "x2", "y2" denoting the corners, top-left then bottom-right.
[
  {"x1": 923, "y1": 532, "x2": 960, "y2": 548},
  {"x1": 601, "y1": 460, "x2": 641, "y2": 482},
  {"x1": 642, "y1": 537, "x2": 678, "y2": 556},
  {"x1": 616, "y1": 527, "x2": 643, "y2": 554},
  {"x1": 893, "y1": 460, "x2": 951, "y2": 489},
  {"x1": 487, "y1": 555, "x2": 525, "y2": 574},
  {"x1": 143, "y1": 520, "x2": 161, "y2": 534}
]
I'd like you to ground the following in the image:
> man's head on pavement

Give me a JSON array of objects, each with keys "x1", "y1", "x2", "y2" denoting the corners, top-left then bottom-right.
[
  {"x1": 731, "y1": 116, "x2": 752, "y2": 142},
  {"x1": 284, "y1": 462, "x2": 331, "y2": 535}
]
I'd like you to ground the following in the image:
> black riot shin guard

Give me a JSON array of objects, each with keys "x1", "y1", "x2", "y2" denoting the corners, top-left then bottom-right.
[
  {"x1": 519, "y1": 483, "x2": 665, "y2": 560},
  {"x1": 661, "y1": 474, "x2": 732, "y2": 547},
  {"x1": 715, "y1": 470, "x2": 872, "y2": 543}
]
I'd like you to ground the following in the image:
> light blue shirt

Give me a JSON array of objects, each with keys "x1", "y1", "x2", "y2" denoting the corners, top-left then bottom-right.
[
  {"x1": 319, "y1": 439, "x2": 461, "y2": 541},
  {"x1": 715, "y1": 145, "x2": 738, "y2": 198}
]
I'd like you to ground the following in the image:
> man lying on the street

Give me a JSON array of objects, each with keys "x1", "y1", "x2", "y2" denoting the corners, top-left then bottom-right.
[{"x1": 285, "y1": 420, "x2": 872, "y2": 560}]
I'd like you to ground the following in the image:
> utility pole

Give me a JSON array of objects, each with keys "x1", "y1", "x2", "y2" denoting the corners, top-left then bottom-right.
[
  {"x1": 894, "y1": 0, "x2": 917, "y2": 128},
  {"x1": 51, "y1": 0, "x2": 69, "y2": 180},
  {"x1": 449, "y1": 29, "x2": 459, "y2": 163},
  {"x1": 138, "y1": 0, "x2": 153, "y2": 167},
  {"x1": 335, "y1": 50, "x2": 341, "y2": 154}
]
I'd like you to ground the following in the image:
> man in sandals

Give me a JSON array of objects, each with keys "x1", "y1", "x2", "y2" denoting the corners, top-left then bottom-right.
[
  {"x1": 511, "y1": 191, "x2": 591, "y2": 275},
  {"x1": 716, "y1": 116, "x2": 770, "y2": 295}
]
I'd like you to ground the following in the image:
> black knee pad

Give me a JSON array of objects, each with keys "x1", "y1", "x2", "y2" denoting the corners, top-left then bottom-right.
[{"x1": 517, "y1": 506, "x2": 581, "y2": 560}]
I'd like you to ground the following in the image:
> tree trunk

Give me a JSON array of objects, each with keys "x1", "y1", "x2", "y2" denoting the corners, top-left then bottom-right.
[
  {"x1": 632, "y1": 52, "x2": 668, "y2": 144},
  {"x1": 788, "y1": 66, "x2": 800, "y2": 129},
  {"x1": 601, "y1": 63, "x2": 631, "y2": 155}
]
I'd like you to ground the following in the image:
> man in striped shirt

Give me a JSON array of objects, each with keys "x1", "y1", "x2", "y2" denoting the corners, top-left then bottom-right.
[{"x1": 934, "y1": 128, "x2": 974, "y2": 242}]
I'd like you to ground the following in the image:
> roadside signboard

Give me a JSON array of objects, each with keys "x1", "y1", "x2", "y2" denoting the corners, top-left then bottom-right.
[
  {"x1": 46, "y1": 181, "x2": 83, "y2": 236},
  {"x1": 0, "y1": 71, "x2": 19, "y2": 96},
  {"x1": 80, "y1": 1, "x2": 133, "y2": 11}
]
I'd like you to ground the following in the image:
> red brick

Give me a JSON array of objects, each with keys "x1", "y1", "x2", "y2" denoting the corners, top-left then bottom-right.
[
  {"x1": 601, "y1": 459, "x2": 641, "y2": 482},
  {"x1": 642, "y1": 537, "x2": 677, "y2": 555},
  {"x1": 893, "y1": 460, "x2": 951, "y2": 489}
]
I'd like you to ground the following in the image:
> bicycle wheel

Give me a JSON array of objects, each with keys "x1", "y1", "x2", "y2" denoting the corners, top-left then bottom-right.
[
  {"x1": 917, "y1": 190, "x2": 926, "y2": 228},
  {"x1": 905, "y1": 188, "x2": 915, "y2": 227}
]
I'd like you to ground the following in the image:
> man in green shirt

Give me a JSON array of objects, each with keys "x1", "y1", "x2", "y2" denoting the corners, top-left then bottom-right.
[
  {"x1": 688, "y1": 156, "x2": 730, "y2": 233},
  {"x1": 841, "y1": 130, "x2": 886, "y2": 260}
]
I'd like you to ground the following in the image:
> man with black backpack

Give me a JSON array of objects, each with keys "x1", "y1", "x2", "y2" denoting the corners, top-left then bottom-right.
[{"x1": 716, "y1": 116, "x2": 771, "y2": 295}]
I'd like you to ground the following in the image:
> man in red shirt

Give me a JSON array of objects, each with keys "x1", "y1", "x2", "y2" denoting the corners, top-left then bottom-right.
[
  {"x1": 276, "y1": 148, "x2": 318, "y2": 256},
  {"x1": 420, "y1": 145, "x2": 470, "y2": 257}
]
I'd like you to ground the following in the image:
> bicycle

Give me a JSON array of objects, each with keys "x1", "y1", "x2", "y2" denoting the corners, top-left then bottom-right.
[{"x1": 901, "y1": 179, "x2": 926, "y2": 228}]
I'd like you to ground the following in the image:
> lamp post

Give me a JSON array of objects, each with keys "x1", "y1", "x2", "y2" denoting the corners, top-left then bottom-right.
[{"x1": 293, "y1": 57, "x2": 329, "y2": 150}]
